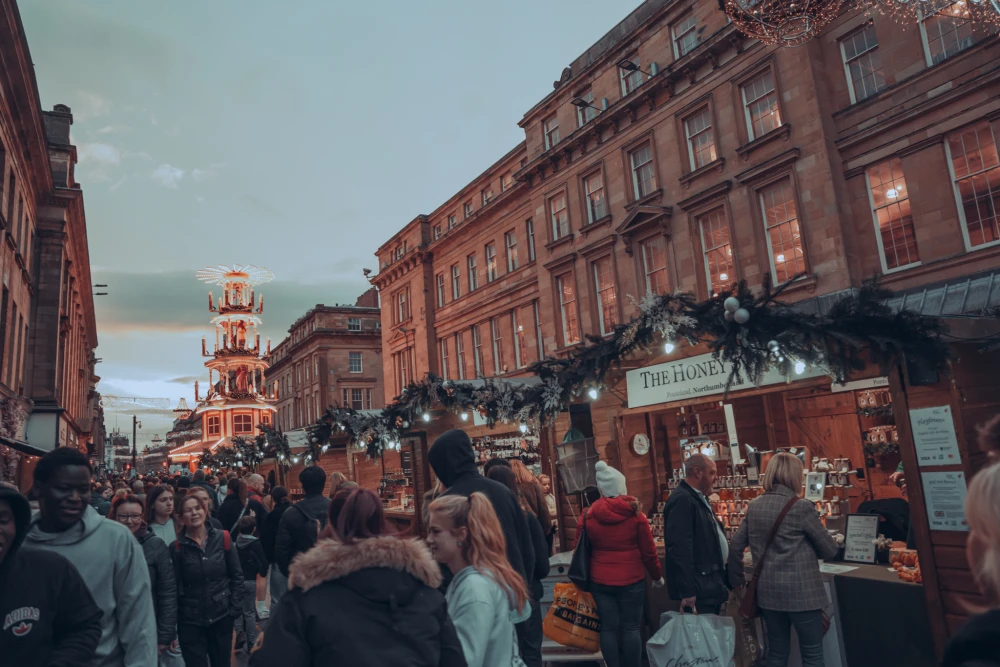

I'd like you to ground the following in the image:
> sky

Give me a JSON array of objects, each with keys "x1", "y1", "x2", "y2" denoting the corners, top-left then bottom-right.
[{"x1": 19, "y1": 0, "x2": 637, "y2": 445}]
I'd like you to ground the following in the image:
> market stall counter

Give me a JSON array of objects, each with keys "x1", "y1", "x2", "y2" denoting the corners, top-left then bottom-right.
[{"x1": 833, "y1": 562, "x2": 935, "y2": 667}]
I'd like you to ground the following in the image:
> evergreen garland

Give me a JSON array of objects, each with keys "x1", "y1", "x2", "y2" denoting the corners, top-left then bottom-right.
[{"x1": 309, "y1": 276, "x2": 950, "y2": 459}]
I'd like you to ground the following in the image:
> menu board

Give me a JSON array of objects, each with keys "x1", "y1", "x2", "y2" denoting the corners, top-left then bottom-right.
[
  {"x1": 922, "y1": 471, "x2": 969, "y2": 532},
  {"x1": 909, "y1": 406, "x2": 962, "y2": 467},
  {"x1": 844, "y1": 514, "x2": 880, "y2": 564}
]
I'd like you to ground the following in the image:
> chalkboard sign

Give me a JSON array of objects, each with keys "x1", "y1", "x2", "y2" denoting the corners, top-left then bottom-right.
[{"x1": 844, "y1": 514, "x2": 880, "y2": 564}]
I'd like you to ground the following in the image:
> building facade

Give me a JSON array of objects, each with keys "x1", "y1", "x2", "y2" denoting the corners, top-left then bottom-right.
[
  {"x1": 371, "y1": 0, "x2": 999, "y2": 654},
  {"x1": 266, "y1": 294, "x2": 384, "y2": 433},
  {"x1": 0, "y1": 0, "x2": 101, "y2": 488}
]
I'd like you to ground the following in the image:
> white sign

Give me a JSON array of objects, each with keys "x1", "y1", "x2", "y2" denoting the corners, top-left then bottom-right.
[
  {"x1": 831, "y1": 376, "x2": 889, "y2": 393},
  {"x1": 922, "y1": 471, "x2": 969, "y2": 532},
  {"x1": 723, "y1": 403, "x2": 743, "y2": 464},
  {"x1": 625, "y1": 352, "x2": 824, "y2": 409},
  {"x1": 844, "y1": 514, "x2": 880, "y2": 564},
  {"x1": 909, "y1": 406, "x2": 962, "y2": 467}
]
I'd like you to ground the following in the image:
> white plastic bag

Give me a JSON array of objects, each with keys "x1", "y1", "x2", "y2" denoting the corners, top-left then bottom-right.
[{"x1": 647, "y1": 611, "x2": 736, "y2": 667}]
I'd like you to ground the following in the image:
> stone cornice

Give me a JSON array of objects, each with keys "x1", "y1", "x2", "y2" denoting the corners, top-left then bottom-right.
[{"x1": 371, "y1": 249, "x2": 432, "y2": 290}]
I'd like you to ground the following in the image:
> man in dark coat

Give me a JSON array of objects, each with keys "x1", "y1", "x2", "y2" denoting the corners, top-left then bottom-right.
[
  {"x1": 191, "y1": 469, "x2": 219, "y2": 515},
  {"x1": 662, "y1": 453, "x2": 729, "y2": 614},
  {"x1": 275, "y1": 466, "x2": 330, "y2": 576},
  {"x1": 428, "y1": 428, "x2": 538, "y2": 665},
  {"x1": 0, "y1": 484, "x2": 103, "y2": 666},
  {"x1": 135, "y1": 524, "x2": 178, "y2": 655}
]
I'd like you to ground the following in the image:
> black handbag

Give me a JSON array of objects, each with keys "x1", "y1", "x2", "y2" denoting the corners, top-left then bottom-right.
[{"x1": 568, "y1": 509, "x2": 592, "y2": 591}]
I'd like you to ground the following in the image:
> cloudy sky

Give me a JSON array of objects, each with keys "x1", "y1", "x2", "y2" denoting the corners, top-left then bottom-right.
[{"x1": 20, "y1": 0, "x2": 634, "y2": 443}]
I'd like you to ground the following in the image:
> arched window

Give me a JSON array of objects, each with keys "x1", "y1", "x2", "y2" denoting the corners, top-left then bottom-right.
[
  {"x1": 233, "y1": 413, "x2": 253, "y2": 435},
  {"x1": 207, "y1": 414, "x2": 221, "y2": 436}
]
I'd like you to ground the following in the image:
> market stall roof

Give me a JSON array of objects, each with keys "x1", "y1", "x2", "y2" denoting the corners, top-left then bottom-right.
[{"x1": 885, "y1": 271, "x2": 1000, "y2": 317}]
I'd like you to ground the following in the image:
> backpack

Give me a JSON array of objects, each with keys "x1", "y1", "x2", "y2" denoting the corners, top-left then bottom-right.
[{"x1": 292, "y1": 504, "x2": 327, "y2": 550}]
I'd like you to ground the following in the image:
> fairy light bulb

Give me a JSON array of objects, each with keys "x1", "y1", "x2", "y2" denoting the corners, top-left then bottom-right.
[
  {"x1": 588, "y1": 388, "x2": 600, "y2": 400},
  {"x1": 664, "y1": 341, "x2": 676, "y2": 354}
]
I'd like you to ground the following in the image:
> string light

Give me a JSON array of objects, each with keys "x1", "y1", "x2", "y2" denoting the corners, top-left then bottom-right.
[
  {"x1": 724, "y1": 0, "x2": 844, "y2": 46},
  {"x1": 795, "y1": 361, "x2": 806, "y2": 375},
  {"x1": 519, "y1": 422, "x2": 529, "y2": 434},
  {"x1": 587, "y1": 387, "x2": 600, "y2": 400},
  {"x1": 422, "y1": 412, "x2": 431, "y2": 422},
  {"x1": 460, "y1": 412, "x2": 469, "y2": 421},
  {"x1": 664, "y1": 341, "x2": 676, "y2": 354}
]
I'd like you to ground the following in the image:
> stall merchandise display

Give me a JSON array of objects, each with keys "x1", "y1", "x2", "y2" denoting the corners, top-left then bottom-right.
[
  {"x1": 379, "y1": 467, "x2": 414, "y2": 512},
  {"x1": 472, "y1": 434, "x2": 541, "y2": 476},
  {"x1": 891, "y1": 547, "x2": 922, "y2": 583}
]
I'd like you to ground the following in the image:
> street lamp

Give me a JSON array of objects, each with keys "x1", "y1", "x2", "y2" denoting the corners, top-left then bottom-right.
[
  {"x1": 616, "y1": 58, "x2": 656, "y2": 77},
  {"x1": 570, "y1": 97, "x2": 604, "y2": 114}
]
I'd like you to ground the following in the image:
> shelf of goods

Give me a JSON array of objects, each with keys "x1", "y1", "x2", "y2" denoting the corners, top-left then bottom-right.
[{"x1": 472, "y1": 433, "x2": 541, "y2": 476}]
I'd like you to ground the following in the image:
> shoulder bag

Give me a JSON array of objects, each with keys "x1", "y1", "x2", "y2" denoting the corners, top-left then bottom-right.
[
  {"x1": 739, "y1": 496, "x2": 799, "y2": 619},
  {"x1": 568, "y1": 509, "x2": 592, "y2": 592}
]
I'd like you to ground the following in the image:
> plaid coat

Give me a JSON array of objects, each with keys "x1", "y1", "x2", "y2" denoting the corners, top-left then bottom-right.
[{"x1": 727, "y1": 484, "x2": 839, "y2": 612}]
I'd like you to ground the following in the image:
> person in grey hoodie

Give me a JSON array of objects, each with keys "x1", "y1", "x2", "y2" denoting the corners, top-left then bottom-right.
[
  {"x1": 23, "y1": 447, "x2": 158, "y2": 667},
  {"x1": 428, "y1": 492, "x2": 531, "y2": 667}
]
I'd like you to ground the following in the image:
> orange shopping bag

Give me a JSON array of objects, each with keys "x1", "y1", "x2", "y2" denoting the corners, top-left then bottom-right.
[{"x1": 542, "y1": 582, "x2": 601, "y2": 653}]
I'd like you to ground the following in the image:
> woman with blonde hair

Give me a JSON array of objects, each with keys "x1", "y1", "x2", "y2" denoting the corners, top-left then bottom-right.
[
  {"x1": 941, "y1": 462, "x2": 1000, "y2": 667},
  {"x1": 728, "y1": 452, "x2": 838, "y2": 667},
  {"x1": 427, "y1": 492, "x2": 531, "y2": 667}
]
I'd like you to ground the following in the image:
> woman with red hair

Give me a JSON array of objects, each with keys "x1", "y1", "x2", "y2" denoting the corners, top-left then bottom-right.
[{"x1": 250, "y1": 487, "x2": 464, "y2": 666}]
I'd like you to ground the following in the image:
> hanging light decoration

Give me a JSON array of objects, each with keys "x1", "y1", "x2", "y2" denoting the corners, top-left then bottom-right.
[
  {"x1": 723, "y1": 0, "x2": 845, "y2": 46},
  {"x1": 861, "y1": 0, "x2": 991, "y2": 28}
]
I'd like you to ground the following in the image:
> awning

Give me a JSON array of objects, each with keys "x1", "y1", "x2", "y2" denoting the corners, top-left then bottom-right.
[
  {"x1": 885, "y1": 271, "x2": 1000, "y2": 317},
  {"x1": 0, "y1": 436, "x2": 48, "y2": 457}
]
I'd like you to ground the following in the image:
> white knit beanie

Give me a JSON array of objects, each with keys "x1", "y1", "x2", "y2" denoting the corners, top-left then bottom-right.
[{"x1": 595, "y1": 461, "x2": 627, "y2": 498}]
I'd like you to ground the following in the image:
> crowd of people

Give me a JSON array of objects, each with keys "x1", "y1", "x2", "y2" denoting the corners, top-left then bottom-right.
[{"x1": 0, "y1": 427, "x2": 997, "y2": 667}]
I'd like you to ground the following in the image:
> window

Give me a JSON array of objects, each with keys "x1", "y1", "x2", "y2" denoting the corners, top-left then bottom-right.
[
  {"x1": 513, "y1": 309, "x2": 528, "y2": 369},
  {"x1": 543, "y1": 115, "x2": 561, "y2": 150},
  {"x1": 620, "y1": 58, "x2": 644, "y2": 96},
  {"x1": 742, "y1": 70, "x2": 782, "y2": 141},
  {"x1": 233, "y1": 414, "x2": 253, "y2": 435},
  {"x1": 672, "y1": 14, "x2": 698, "y2": 58},
  {"x1": 526, "y1": 219, "x2": 536, "y2": 261},
  {"x1": 314, "y1": 356, "x2": 319, "y2": 377},
  {"x1": 491, "y1": 317, "x2": 505, "y2": 375},
  {"x1": 448, "y1": 214, "x2": 458, "y2": 229},
  {"x1": 684, "y1": 107, "x2": 717, "y2": 171},
  {"x1": 349, "y1": 351, "x2": 363, "y2": 373},
  {"x1": 505, "y1": 231, "x2": 519, "y2": 272},
  {"x1": 348, "y1": 317, "x2": 361, "y2": 332},
  {"x1": 485, "y1": 242, "x2": 498, "y2": 282},
  {"x1": 393, "y1": 350, "x2": 412, "y2": 394},
  {"x1": 451, "y1": 264, "x2": 461, "y2": 299},
  {"x1": 840, "y1": 22, "x2": 886, "y2": 103},
  {"x1": 640, "y1": 236, "x2": 670, "y2": 295},
  {"x1": 501, "y1": 172, "x2": 514, "y2": 192},
  {"x1": 557, "y1": 273, "x2": 580, "y2": 346},
  {"x1": 866, "y1": 158, "x2": 919, "y2": 271},
  {"x1": 433, "y1": 224, "x2": 443, "y2": 240},
  {"x1": 207, "y1": 414, "x2": 221, "y2": 437},
  {"x1": 920, "y1": 0, "x2": 974, "y2": 65},
  {"x1": 576, "y1": 90, "x2": 597, "y2": 127},
  {"x1": 261, "y1": 411, "x2": 271, "y2": 426},
  {"x1": 305, "y1": 361, "x2": 310, "y2": 381},
  {"x1": 593, "y1": 257, "x2": 619, "y2": 336},
  {"x1": 395, "y1": 245, "x2": 404, "y2": 261},
  {"x1": 534, "y1": 300, "x2": 544, "y2": 359},
  {"x1": 630, "y1": 144, "x2": 656, "y2": 199},
  {"x1": 394, "y1": 288, "x2": 409, "y2": 324},
  {"x1": 365, "y1": 389, "x2": 373, "y2": 410},
  {"x1": 584, "y1": 171, "x2": 607, "y2": 223},
  {"x1": 550, "y1": 192, "x2": 570, "y2": 240},
  {"x1": 436, "y1": 273, "x2": 446, "y2": 307},
  {"x1": 759, "y1": 178, "x2": 805, "y2": 283},
  {"x1": 467, "y1": 254, "x2": 479, "y2": 291},
  {"x1": 698, "y1": 208, "x2": 736, "y2": 296},
  {"x1": 482, "y1": 187, "x2": 494, "y2": 206},
  {"x1": 455, "y1": 332, "x2": 467, "y2": 380},
  {"x1": 342, "y1": 389, "x2": 364, "y2": 410},
  {"x1": 307, "y1": 396, "x2": 313, "y2": 423},
  {"x1": 464, "y1": 201, "x2": 473, "y2": 218},
  {"x1": 296, "y1": 364, "x2": 301, "y2": 386},
  {"x1": 472, "y1": 325, "x2": 484, "y2": 377},
  {"x1": 440, "y1": 338, "x2": 450, "y2": 379},
  {"x1": 947, "y1": 123, "x2": 1000, "y2": 249}
]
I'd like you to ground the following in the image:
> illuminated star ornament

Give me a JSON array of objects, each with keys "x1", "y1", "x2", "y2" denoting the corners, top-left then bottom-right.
[{"x1": 196, "y1": 264, "x2": 274, "y2": 287}]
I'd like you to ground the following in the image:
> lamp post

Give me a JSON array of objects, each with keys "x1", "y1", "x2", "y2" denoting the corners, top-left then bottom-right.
[
  {"x1": 131, "y1": 415, "x2": 142, "y2": 474},
  {"x1": 616, "y1": 58, "x2": 656, "y2": 77}
]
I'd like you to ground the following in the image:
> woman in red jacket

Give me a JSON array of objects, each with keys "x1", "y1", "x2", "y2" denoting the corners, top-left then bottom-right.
[{"x1": 582, "y1": 461, "x2": 663, "y2": 667}]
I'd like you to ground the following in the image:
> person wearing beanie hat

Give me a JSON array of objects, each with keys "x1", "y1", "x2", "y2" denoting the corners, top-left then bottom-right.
[
  {"x1": 579, "y1": 460, "x2": 663, "y2": 667},
  {"x1": 428, "y1": 428, "x2": 542, "y2": 666},
  {"x1": 595, "y1": 461, "x2": 627, "y2": 498}
]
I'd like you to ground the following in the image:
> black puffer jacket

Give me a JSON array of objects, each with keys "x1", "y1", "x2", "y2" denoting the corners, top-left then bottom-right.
[
  {"x1": 275, "y1": 494, "x2": 330, "y2": 576},
  {"x1": 90, "y1": 490, "x2": 110, "y2": 516},
  {"x1": 428, "y1": 429, "x2": 535, "y2": 585},
  {"x1": 137, "y1": 526, "x2": 177, "y2": 645},
  {"x1": 941, "y1": 608, "x2": 1000, "y2": 667},
  {"x1": 218, "y1": 493, "x2": 268, "y2": 536},
  {"x1": 171, "y1": 525, "x2": 244, "y2": 626},
  {"x1": 250, "y1": 536, "x2": 466, "y2": 667},
  {"x1": 261, "y1": 501, "x2": 290, "y2": 564}
]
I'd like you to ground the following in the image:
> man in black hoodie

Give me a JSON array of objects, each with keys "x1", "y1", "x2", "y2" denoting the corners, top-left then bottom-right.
[
  {"x1": 428, "y1": 428, "x2": 539, "y2": 666},
  {"x1": 0, "y1": 484, "x2": 103, "y2": 666},
  {"x1": 275, "y1": 466, "x2": 330, "y2": 576}
]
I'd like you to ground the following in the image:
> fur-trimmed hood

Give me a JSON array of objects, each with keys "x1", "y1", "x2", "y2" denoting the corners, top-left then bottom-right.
[{"x1": 289, "y1": 536, "x2": 442, "y2": 593}]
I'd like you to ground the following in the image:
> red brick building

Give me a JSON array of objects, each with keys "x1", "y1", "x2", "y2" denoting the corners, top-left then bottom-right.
[
  {"x1": 266, "y1": 296, "x2": 384, "y2": 433},
  {"x1": 371, "y1": 0, "x2": 1000, "y2": 654},
  {"x1": 0, "y1": 0, "x2": 102, "y2": 487}
]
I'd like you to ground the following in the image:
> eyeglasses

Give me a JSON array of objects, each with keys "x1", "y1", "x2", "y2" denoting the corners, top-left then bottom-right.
[{"x1": 117, "y1": 514, "x2": 143, "y2": 522}]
